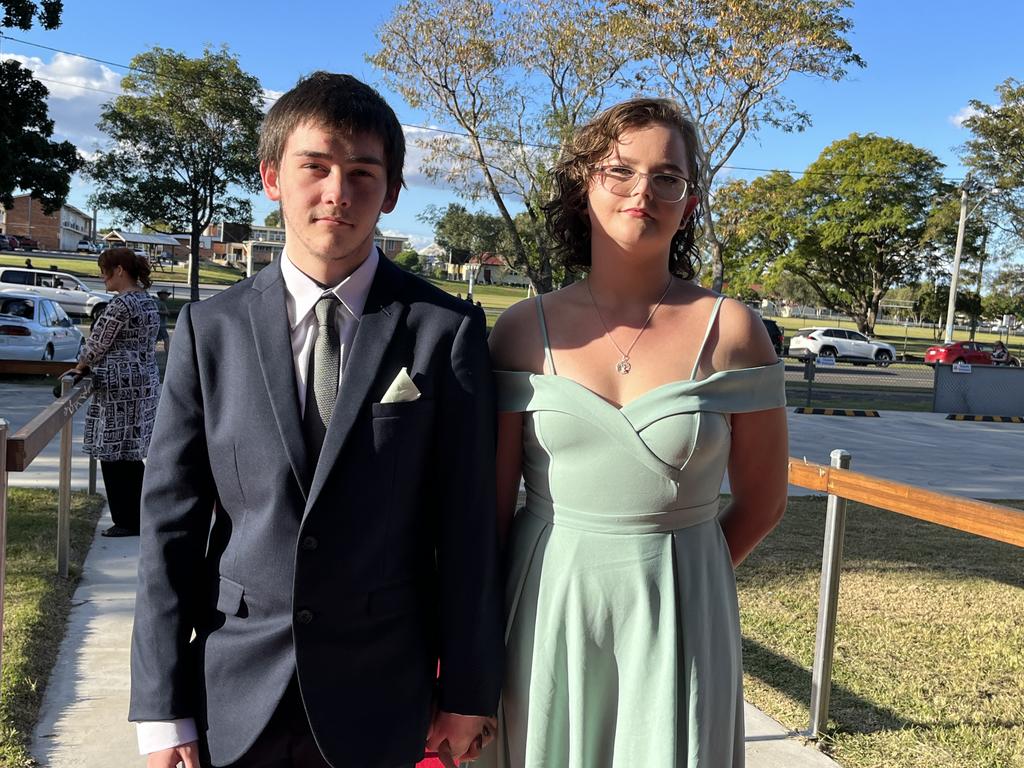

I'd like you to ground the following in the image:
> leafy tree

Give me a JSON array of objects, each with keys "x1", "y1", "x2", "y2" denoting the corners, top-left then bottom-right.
[
  {"x1": 421, "y1": 204, "x2": 503, "y2": 262},
  {"x1": 961, "y1": 79, "x2": 1024, "y2": 242},
  {"x1": 712, "y1": 172, "x2": 797, "y2": 297},
  {"x1": 89, "y1": 46, "x2": 264, "y2": 301},
  {"x1": 264, "y1": 209, "x2": 282, "y2": 228},
  {"x1": 372, "y1": 0, "x2": 634, "y2": 292},
  {"x1": 625, "y1": 0, "x2": 864, "y2": 292},
  {"x1": 394, "y1": 249, "x2": 421, "y2": 272},
  {"x1": 1, "y1": 0, "x2": 60, "y2": 30},
  {"x1": 0, "y1": 0, "x2": 81, "y2": 212},
  {"x1": 780, "y1": 134, "x2": 947, "y2": 335}
]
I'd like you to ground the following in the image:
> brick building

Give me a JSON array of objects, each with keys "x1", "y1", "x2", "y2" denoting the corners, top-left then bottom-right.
[{"x1": 0, "y1": 193, "x2": 94, "y2": 251}]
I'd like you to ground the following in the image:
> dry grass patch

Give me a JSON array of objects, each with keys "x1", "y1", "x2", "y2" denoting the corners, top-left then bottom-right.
[{"x1": 736, "y1": 495, "x2": 1024, "y2": 768}]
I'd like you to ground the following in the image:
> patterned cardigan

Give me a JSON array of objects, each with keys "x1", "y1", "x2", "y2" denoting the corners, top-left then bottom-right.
[{"x1": 80, "y1": 290, "x2": 162, "y2": 461}]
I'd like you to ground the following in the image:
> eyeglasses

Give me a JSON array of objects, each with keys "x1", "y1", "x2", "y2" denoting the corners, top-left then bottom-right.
[{"x1": 592, "y1": 165, "x2": 692, "y2": 203}]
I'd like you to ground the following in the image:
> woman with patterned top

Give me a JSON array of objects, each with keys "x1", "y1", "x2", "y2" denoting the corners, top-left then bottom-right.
[{"x1": 67, "y1": 248, "x2": 162, "y2": 537}]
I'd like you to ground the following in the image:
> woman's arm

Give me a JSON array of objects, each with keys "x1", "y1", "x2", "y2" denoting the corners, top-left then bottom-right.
[
  {"x1": 713, "y1": 299, "x2": 789, "y2": 566},
  {"x1": 79, "y1": 297, "x2": 128, "y2": 369},
  {"x1": 720, "y1": 406, "x2": 789, "y2": 566},
  {"x1": 494, "y1": 412, "x2": 524, "y2": 546}
]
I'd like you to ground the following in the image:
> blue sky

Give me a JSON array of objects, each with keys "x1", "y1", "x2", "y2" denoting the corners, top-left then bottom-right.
[{"x1": 2, "y1": 0, "x2": 1021, "y2": 249}]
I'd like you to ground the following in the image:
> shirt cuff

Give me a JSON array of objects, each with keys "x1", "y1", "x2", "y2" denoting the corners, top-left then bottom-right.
[{"x1": 136, "y1": 718, "x2": 198, "y2": 755}]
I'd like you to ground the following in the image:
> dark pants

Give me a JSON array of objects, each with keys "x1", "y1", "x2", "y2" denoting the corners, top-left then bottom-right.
[
  {"x1": 99, "y1": 459, "x2": 144, "y2": 532},
  {"x1": 217, "y1": 678, "x2": 416, "y2": 768}
]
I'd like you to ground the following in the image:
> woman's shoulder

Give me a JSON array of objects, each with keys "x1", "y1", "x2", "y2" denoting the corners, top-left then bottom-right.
[
  {"x1": 712, "y1": 296, "x2": 779, "y2": 370},
  {"x1": 488, "y1": 296, "x2": 546, "y2": 373}
]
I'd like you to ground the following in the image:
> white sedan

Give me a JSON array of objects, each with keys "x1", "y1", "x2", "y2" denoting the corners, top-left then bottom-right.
[{"x1": 0, "y1": 291, "x2": 85, "y2": 361}]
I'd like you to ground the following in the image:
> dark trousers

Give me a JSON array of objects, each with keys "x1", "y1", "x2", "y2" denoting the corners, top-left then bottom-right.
[
  {"x1": 99, "y1": 459, "x2": 144, "y2": 532},
  {"x1": 217, "y1": 678, "x2": 415, "y2": 768}
]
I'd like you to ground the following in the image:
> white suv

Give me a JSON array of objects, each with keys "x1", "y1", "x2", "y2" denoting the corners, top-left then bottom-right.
[
  {"x1": 0, "y1": 267, "x2": 114, "y2": 320},
  {"x1": 788, "y1": 326, "x2": 896, "y2": 367}
]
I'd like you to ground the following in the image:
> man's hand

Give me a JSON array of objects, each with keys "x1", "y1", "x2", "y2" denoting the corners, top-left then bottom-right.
[
  {"x1": 147, "y1": 742, "x2": 200, "y2": 768},
  {"x1": 427, "y1": 711, "x2": 497, "y2": 765}
]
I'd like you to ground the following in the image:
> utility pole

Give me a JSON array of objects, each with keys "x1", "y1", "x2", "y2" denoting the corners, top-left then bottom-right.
[{"x1": 943, "y1": 181, "x2": 971, "y2": 345}]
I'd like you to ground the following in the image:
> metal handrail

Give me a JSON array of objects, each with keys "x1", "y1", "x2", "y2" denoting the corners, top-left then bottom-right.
[{"x1": 790, "y1": 454, "x2": 1024, "y2": 737}]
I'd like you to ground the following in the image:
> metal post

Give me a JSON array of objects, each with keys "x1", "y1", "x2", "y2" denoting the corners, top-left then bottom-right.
[
  {"x1": 808, "y1": 448, "x2": 852, "y2": 738},
  {"x1": 88, "y1": 456, "x2": 97, "y2": 495},
  {"x1": 944, "y1": 184, "x2": 970, "y2": 344},
  {"x1": 57, "y1": 376, "x2": 73, "y2": 578},
  {"x1": 1, "y1": 419, "x2": 9, "y2": 679}
]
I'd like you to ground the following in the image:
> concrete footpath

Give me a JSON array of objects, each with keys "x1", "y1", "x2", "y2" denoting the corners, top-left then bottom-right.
[{"x1": 8, "y1": 380, "x2": 1021, "y2": 766}]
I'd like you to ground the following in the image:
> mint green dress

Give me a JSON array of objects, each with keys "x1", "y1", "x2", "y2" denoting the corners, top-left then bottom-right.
[{"x1": 482, "y1": 296, "x2": 786, "y2": 768}]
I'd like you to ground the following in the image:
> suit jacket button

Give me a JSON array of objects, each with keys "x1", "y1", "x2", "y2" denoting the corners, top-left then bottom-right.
[
  {"x1": 301, "y1": 536, "x2": 318, "y2": 551},
  {"x1": 296, "y1": 609, "x2": 314, "y2": 625}
]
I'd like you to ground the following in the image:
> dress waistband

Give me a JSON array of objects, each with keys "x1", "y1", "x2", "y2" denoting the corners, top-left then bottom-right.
[{"x1": 524, "y1": 492, "x2": 721, "y2": 535}]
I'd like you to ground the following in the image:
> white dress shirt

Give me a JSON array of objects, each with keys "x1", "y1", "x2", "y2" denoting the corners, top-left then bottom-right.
[{"x1": 136, "y1": 244, "x2": 380, "y2": 755}]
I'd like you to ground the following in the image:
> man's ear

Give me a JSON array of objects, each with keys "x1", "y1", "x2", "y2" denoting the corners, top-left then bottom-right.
[
  {"x1": 380, "y1": 182, "x2": 401, "y2": 215},
  {"x1": 260, "y1": 160, "x2": 281, "y2": 202}
]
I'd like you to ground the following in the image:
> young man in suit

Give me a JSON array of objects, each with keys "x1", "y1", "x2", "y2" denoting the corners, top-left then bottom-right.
[{"x1": 130, "y1": 72, "x2": 503, "y2": 768}]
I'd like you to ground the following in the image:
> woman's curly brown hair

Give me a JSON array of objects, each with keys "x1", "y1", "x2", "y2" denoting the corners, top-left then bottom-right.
[{"x1": 544, "y1": 98, "x2": 703, "y2": 280}]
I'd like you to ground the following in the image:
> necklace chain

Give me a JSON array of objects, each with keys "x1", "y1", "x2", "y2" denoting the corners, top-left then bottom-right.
[{"x1": 585, "y1": 277, "x2": 673, "y2": 375}]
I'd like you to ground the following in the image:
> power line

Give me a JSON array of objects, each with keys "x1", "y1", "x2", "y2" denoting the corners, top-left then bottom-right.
[{"x1": 0, "y1": 31, "x2": 970, "y2": 185}]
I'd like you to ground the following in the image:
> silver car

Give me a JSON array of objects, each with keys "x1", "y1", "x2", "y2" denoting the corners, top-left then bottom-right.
[
  {"x1": 0, "y1": 266, "x2": 113, "y2": 320},
  {"x1": 0, "y1": 291, "x2": 85, "y2": 361}
]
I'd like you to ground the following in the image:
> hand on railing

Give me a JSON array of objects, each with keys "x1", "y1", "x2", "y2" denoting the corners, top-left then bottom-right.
[{"x1": 53, "y1": 369, "x2": 87, "y2": 399}]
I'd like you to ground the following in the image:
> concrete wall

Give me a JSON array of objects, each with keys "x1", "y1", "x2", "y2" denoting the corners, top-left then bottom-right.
[{"x1": 933, "y1": 363, "x2": 1024, "y2": 416}]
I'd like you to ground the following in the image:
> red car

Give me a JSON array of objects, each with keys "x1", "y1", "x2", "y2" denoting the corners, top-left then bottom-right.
[{"x1": 924, "y1": 341, "x2": 992, "y2": 366}]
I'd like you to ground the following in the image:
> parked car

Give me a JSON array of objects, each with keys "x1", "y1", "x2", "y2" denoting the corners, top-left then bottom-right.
[
  {"x1": 761, "y1": 318, "x2": 785, "y2": 357},
  {"x1": 923, "y1": 341, "x2": 993, "y2": 366},
  {"x1": 0, "y1": 267, "x2": 113, "y2": 320},
  {"x1": 76, "y1": 239, "x2": 100, "y2": 254},
  {"x1": 0, "y1": 291, "x2": 84, "y2": 361},
  {"x1": 14, "y1": 235, "x2": 39, "y2": 251},
  {"x1": 787, "y1": 326, "x2": 897, "y2": 367},
  {"x1": 1, "y1": 234, "x2": 19, "y2": 251}
]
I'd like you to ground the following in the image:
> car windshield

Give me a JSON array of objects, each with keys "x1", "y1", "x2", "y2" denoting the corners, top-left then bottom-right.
[{"x1": 0, "y1": 298, "x2": 35, "y2": 319}]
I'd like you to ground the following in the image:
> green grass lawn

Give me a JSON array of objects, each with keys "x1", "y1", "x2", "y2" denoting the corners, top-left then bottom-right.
[
  {"x1": 0, "y1": 254, "x2": 243, "y2": 286},
  {"x1": 0, "y1": 489, "x2": 105, "y2": 767},
  {"x1": 737, "y1": 495, "x2": 1024, "y2": 768}
]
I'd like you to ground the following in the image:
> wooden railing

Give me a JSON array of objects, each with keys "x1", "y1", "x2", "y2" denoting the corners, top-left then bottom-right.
[
  {"x1": 790, "y1": 452, "x2": 1024, "y2": 737},
  {"x1": 1, "y1": 365, "x2": 96, "y2": 683}
]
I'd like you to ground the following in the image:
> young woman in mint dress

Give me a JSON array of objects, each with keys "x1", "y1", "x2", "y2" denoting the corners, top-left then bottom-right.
[{"x1": 482, "y1": 98, "x2": 789, "y2": 767}]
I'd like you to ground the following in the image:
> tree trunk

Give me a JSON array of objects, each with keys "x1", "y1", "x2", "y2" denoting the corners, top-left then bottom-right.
[
  {"x1": 702, "y1": 214, "x2": 725, "y2": 292},
  {"x1": 189, "y1": 225, "x2": 201, "y2": 303}
]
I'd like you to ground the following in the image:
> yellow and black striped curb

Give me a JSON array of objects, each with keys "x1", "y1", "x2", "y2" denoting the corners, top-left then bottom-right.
[
  {"x1": 793, "y1": 408, "x2": 880, "y2": 417},
  {"x1": 946, "y1": 414, "x2": 1023, "y2": 423}
]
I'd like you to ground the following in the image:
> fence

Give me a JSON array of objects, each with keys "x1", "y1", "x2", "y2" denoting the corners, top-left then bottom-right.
[
  {"x1": 785, "y1": 354, "x2": 936, "y2": 412},
  {"x1": 788, "y1": 451, "x2": 1024, "y2": 737},
  {"x1": 0, "y1": 360, "x2": 96, "y2": 680}
]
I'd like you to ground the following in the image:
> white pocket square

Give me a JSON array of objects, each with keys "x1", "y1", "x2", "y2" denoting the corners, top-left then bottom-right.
[{"x1": 380, "y1": 367, "x2": 421, "y2": 404}]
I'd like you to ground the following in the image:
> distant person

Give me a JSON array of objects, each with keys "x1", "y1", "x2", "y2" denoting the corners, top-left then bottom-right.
[
  {"x1": 154, "y1": 289, "x2": 171, "y2": 352},
  {"x1": 65, "y1": 248, "x2": 161, "y2": 538},
  {"x1": 992, "y1": 340, "x2": 1009, "y2": 364},
  {"x1": 24, "y1": 257, "x2": 33, "y2": 268}
]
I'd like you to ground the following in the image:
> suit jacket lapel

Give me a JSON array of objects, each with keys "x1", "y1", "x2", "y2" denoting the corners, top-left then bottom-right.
[
  {"x1": 305, "y1": 255, "x2": 404, "y2": 513},
  {"x1": 249, "y1": 261, "x2": 311, "y2": 497}
]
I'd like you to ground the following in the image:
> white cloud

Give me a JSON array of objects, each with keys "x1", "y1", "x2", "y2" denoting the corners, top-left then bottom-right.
[
  {"x1": 261, "y1": 88, "x2": 284, "y2": 113},
  {"x1": 950, "y1": 104, "x2": 982, "y2": 128},
  {"x1": 1, "y1": 52, "x2": 121, "y2": 149}
]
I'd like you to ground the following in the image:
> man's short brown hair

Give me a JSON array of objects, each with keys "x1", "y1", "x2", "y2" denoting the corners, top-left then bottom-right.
[{"x1": 258, "y1": 72, "x2": 406, "y2": 192}]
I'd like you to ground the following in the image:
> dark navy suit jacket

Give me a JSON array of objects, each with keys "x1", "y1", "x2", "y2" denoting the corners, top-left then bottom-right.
[{"x1": 129, "y1": 254, "x2": 503, "y2": 767}]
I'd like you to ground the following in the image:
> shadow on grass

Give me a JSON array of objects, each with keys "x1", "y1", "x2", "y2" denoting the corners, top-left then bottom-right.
[{"x1": 738, "y1": 497, "x2": 1024, "y2": 591}]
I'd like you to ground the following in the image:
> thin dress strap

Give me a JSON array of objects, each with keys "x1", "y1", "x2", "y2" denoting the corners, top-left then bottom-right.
[
  {"x1": 534, "y1": 295, "x2": 557, "y2": 375},
  {"x1": 689, "y1": 295, "x2": 726, "y2": 380}
]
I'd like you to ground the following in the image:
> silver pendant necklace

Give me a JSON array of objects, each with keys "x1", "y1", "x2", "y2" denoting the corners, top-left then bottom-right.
[{"x1": 586, "y1": 277, "x2": 674, "y2": 375}]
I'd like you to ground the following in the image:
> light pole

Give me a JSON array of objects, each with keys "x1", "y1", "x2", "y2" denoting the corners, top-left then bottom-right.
[{"x1": 943, "y1": 178, "x2": 991, "y2": 345}]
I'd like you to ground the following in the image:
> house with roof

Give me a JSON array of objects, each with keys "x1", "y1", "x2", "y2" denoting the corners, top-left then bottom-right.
[
  {"x1": 0, "y1": 193, "x2": 95, "y2": 251},
  {"x1": 448, "y1": 252, "x2": 530, "y2": 287},
  {"x1": 101, "y1": 230, "x2": 187, "y2": 259}
]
